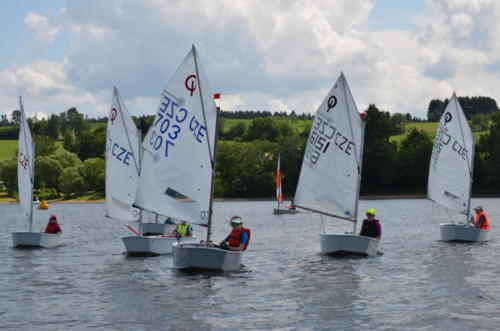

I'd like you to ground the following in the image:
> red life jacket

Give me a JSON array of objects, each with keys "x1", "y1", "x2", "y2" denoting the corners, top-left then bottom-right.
[
  {"x1": 475, "y1": 211, "x2": 490, "y2": 230},
  {"x1": 227, "y1": 227, "x2": 251, "y2": 250},
  {"x1": 44, "y1": 223, "x2": 61, "y2": 234}
]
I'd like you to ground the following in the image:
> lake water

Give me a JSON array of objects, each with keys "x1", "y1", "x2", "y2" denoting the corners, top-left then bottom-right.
[{"x1": 1, "y1": 199, "x2": 499, "y2": 330}]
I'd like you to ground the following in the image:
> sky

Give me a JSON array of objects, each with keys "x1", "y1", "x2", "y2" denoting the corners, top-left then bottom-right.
[{"x1": 1, "y1": 0, "x2": 499, "y2": 120}]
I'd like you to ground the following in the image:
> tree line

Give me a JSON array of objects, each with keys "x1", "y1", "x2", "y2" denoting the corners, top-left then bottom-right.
[
  {"x1": 427, "y1": 96, "x2": 499, "y2": 121},
  {"x1": 1, "y1": 99, "x2": 500, "y2": 199}
]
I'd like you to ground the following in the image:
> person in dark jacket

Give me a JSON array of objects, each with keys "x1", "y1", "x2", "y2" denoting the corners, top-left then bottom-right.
[{"x1": 359, "y1": 209, "x2": 381, "y2": 239}]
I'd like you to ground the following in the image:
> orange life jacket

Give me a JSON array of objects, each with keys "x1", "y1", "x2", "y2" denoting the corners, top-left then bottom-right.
[
  {"x1": 227, "y1": 227, "x2": 251, "y2": 250},
  {"x1": 475, "y1": 211, "x2": 490, "y2": 230}
]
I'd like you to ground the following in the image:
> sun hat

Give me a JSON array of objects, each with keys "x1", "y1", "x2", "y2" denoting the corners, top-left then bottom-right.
[{"x1": 366, "y1": 209, "x2": 376, "y2": 216}]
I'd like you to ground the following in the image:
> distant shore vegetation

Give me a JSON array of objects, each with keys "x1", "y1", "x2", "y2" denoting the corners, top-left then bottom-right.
[{"x1": 1, "y1": 96, "x2": 499, "y2": 201}]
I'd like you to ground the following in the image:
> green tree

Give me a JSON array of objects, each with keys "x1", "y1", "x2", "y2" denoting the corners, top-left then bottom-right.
[
  {"x1": 62, "y1": 130, "x2": 78, "y2": 154},
  {"x1": 11, "y1": 110, "x2": 21, "y2": 125},
  {"x1": 476, "y1": 113, "x2": 500, "y2": 191},
  {"x1": 390, "y1": 113, "x2": 408, "y2": 135},
  {"x1": 34, "y1": 135, "x2": 57, "y2": 157},
  {"x1": 361, "y1": 104, "x2": 397, "y2": 193},
  {"x1": 58, "y1": 166, "x2": 86, "y2": 195},
  {"x1": 35, "y1": 156, "x2": 63, "y2": 189},
  {"x1": 243, "y1": 118, "x2": 280, "y2": 142},
  {"x1": 46, "y1": 114, "x2": 60, "y2": 139},
  {"x1": 33, "y1": 119, "x2": 48, "y2": 136},
  {"x1": 216, "y1": 140, "x2": 278, "y2": 197},
  {"x1": 471, "y1": 114, "x2": 490, "y2": 132},
  {"x1": 77, "y1": 128, "x2": 106, "y2": 160},
  {"x1": 394, "y1": 128, "x2": 433, "y2": 192},
  {"x1": 0, "y1": 159, "x2": 18, "y2": 195},
  {"x1": 66, "y1": 107, "x2": 89, "y2": 135},
  {"x1": 80, "y1": 158, "x2": 105, "y2": 192},
  {"x1": 51, "y1": 148, "x2": 81, "y2": 169},
  {"x1": 225, "y1": 122, "x2": 246, "y2": 140}
]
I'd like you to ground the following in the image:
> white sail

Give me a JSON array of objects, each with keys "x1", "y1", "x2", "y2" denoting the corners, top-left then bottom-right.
[
  {"x1": 428, "y1": 93, "x2": 474, "y2": 215},
  {"x1": 105, "y1": 87, "x2": 141, "y2": 221},
  {"x1": 17, "y1": 97, "x2": 34, "y2": 229},
  {"x1": 294, "y1": 73, "x2": 363, "y2": 220},
  {"x1": 134, "y1": 47, "x2": 217, "y2": 226}
]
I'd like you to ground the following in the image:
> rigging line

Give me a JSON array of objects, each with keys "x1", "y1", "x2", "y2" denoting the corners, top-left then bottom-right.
[{"x1": 114, "y1": 87, "x2": 141, "y2": 176}]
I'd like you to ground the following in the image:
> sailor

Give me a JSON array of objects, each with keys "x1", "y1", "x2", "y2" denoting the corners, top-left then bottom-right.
[
  {"x1": 170, "y1": 220, "x2": 193, "y2": 238},
  {"x1": 469, "y1": 206, "x2": 490, "y2": 230},
  {"x1": 44, "y1": 214, "x2": 63, "y2": 234},
  {"x1": 359, "y1": 209, "x2": 381, "y2": 239},
  {"x1": 219, "y1": 216, "x2": 251, "y2": 251}
]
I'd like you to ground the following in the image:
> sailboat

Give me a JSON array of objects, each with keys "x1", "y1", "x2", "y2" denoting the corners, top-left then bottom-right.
[
  {"x1": 294, "y1": 73, "x2": 379, "y2": 256},
  {"x1": 105, "y1": 87, "x2": 191, "y2": 255},
  {"x1": 134, "y1": 46, "x2": 245, "y2": 271},
  {"x1": 428, "y1": 93, "x2": 488, "y2": 242},
  {"x1": 12, "y1": 97, "x2": 63, "y2": 248},
  {"x1": 273, "y1": 154, "x2": 298, "y2": 214}
]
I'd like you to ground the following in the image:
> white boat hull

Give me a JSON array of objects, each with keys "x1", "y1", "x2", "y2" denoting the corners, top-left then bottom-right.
[
  {"x1": 12, "y1": 232, "x2": 64, "y2": 248},
  {"x1": 440, "y1": 223, "x2": 489, "y2": 242},
  {"x1": 122, "y1": 235, "x2": 197, "y2": 255},
  {"x1": 273, "y1": 208, "x2": 299, "y2": 215},
  {"x1": 172, "y1": 243, "x2": 243, "y2": 271},
  {"x1": 140, "y1": 223, "x2": 176, "y2": 236},
  {"x1": 320, "y1": 233, "x2": 379, "y2": 256}
]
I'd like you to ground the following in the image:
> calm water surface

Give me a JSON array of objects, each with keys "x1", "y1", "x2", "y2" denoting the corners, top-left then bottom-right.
[{"x1": 1, "y1": 199, "x2": 499, "y2": 330}]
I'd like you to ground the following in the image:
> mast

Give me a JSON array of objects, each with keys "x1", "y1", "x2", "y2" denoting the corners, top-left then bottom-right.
[
  {"x1": 340, "y1": 73, "x2": 364, "y2": 233},
  {"x1": 192, "y1": 45, "x2": 218, "y2": 245},
  {"x1": 453, "y1": 94, "x2": 475, "y2": 221},
  {"x1": 277, "y1": 153, "x2": 281, "y2": 210},
  {"x1": 137, "y1": 128, "x2": 143, "y2": 234},
  {"x1": 352, "y1": 122, "x2": 365, "y2": 233},
  {"x1": 29, "y1": 139, "x2": 35, "y2": 232},
  {"x1": 466, "y1": 136, "x2": 476, "y2": 225}
]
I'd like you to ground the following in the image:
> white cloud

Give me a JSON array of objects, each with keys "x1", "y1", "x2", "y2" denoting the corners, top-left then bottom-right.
[
  {"x1": 24, "y1": 12, "x2": 59, "y2": 43},
  {"x1": 4, "y1": 0, "x2": 500, "y2": 120}
]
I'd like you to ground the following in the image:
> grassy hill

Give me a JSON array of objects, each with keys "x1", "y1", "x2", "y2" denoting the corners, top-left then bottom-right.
[{"x1": 0, "y1": 140, "x2": 17, "y2": 160}]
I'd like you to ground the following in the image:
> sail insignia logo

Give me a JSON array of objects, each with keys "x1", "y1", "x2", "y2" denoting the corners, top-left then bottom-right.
[
  {"x1": 327, "y1": 95, "x2": 337, "y2": 112},
  {"x1": 444, "y1": 112, "x2": 452, "y2": 124},
  {"x1": 185, "y1": 75, "x2": 197, "y2": 96}
]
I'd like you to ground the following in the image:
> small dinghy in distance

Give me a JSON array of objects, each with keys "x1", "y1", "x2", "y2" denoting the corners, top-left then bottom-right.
[
  {"x1": 12, "y1": 97, "x2": 63, "y2": 248},
  {"x1": 428, "y1": 93, "x2": 488, "y2": 242},
  {"x1": 294, "y1": 73, "x2": 379, "y2": 256},
  {"x1": 134, "y1": 46, "x2": 245, "y2": 271},
  {"x1": 105, "y1": 87, "x2": 195, "y2": 255},
  {"x1": 273, "y1": 154, "x2": 299, "y2": 215}
]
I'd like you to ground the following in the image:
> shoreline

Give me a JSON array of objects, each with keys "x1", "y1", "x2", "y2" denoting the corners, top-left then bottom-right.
[{"x1": 1, "y1": 194, "x2": 500, "y2": 204}]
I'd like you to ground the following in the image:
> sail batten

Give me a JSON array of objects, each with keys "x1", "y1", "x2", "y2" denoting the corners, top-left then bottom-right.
[
  {"x1": 134, "y1": 48, "x2": 217, "y2": 226},
  {"x1": 427, "y1": 93, "x2": 474, "y2": 215},
  {"x1": 294, "y1": 73, "x2": 363, "y2": 222}
]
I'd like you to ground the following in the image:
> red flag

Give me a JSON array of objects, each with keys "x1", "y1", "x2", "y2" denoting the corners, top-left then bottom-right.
[
  {"x1": 276, "y1": 155, "x2": 283, "y2": 202},
  {"x1": 213, "y1": 93, "x2": 221, "y2": 99}
]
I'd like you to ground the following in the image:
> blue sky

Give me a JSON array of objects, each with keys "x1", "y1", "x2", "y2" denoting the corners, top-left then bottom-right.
[{"x1": 1, "y1": 0, "x2": 499, "y2": 119}]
